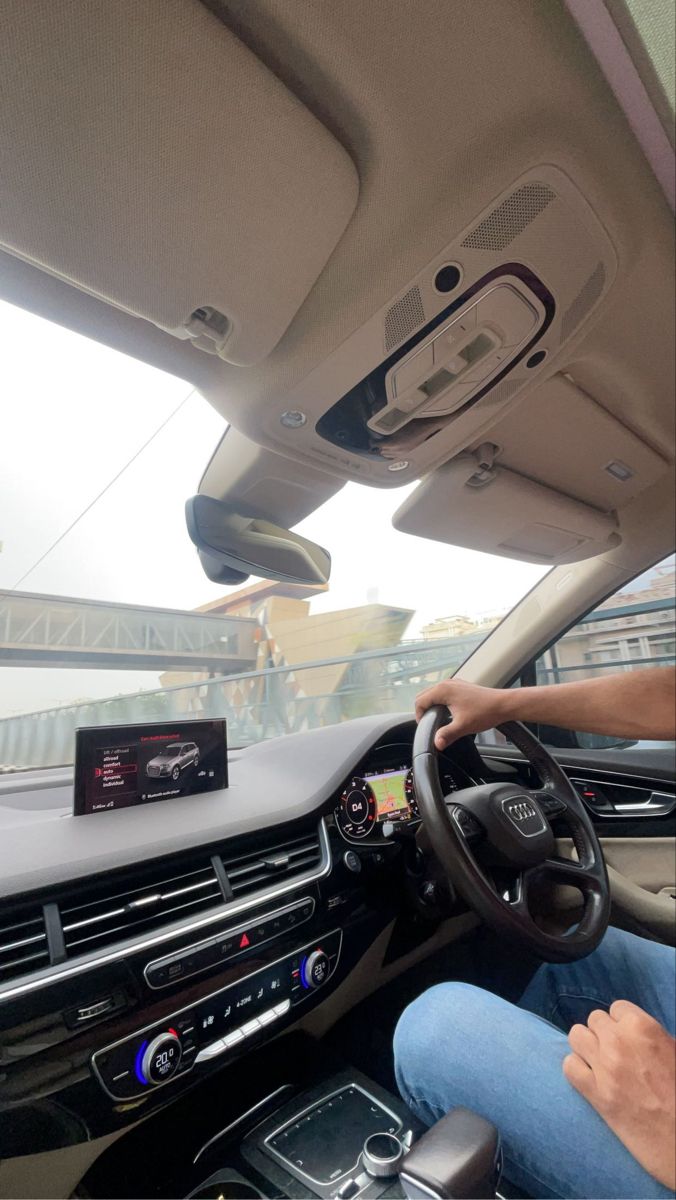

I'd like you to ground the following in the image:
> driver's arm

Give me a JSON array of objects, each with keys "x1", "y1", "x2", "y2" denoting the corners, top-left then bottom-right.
[{"x1": 415, "y1": 667, "x2": 676, "y2": 750}]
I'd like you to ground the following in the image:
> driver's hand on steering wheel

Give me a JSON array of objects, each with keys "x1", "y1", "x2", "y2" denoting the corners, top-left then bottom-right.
[{"x1": 415, "y1": 680, "x2": 508, "y2": 750}]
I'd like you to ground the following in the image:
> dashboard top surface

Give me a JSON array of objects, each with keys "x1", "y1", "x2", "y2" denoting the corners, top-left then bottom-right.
[{"x1": 0, "y1": 713, "x2": 421, "y2": 899}]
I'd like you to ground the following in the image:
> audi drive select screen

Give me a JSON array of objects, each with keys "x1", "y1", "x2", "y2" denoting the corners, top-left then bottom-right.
[{"x1": 73, "y1": 719, "x2": 228, "y2": 815}]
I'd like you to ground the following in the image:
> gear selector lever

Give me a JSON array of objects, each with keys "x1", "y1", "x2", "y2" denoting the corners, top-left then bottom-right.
[{"x1": 399, "y1": 1107, "x2": 501, "y2": 1199}]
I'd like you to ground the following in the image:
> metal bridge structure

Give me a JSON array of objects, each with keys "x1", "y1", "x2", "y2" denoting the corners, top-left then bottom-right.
[{"x1": 0, "y1": 591, "x2": 257, "y2": 673}]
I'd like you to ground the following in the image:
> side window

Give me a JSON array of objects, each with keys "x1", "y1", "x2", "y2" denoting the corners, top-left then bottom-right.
[
  {"x1": 532, "y1": 556, "x2": 675, "y2": 750},
  {"x1": 474, "y1": 556, "x2": 675, "y2": 750}
]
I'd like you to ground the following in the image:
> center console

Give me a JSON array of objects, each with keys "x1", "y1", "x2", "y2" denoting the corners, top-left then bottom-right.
[
  {"x1": 93, "y1": 927, "x2": 341, "y2": 1101},
  {"x1": 244, "y1": 1074, "x2": 412, "y2": 1198},
  {"x1": 79, "y1": 1029, "x2": 501, "y2": 1200},
  {"x1": 0, "y1": 814, "x2": 405, "y2": 1159}
]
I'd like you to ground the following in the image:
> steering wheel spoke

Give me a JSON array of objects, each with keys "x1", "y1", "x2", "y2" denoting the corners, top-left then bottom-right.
[
  {"x1": 506, "y1": 863, "x2": 534, "y2": 912},
  {"x1": 539, "y1": 854, "x2": 605, "y2": 894}
]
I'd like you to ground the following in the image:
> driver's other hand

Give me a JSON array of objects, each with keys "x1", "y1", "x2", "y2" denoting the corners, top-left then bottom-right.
[
  {"x1": 415, "y1": 680, "x2": 507, "y2": 750},
  {"x1": 564, "y1": 1000, "x2": 676, "y2": 1191}
]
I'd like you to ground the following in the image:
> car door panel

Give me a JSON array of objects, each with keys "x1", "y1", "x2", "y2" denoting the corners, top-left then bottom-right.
[{"x1": 599, "y1": 838, "x2": 675, "y2": 894}]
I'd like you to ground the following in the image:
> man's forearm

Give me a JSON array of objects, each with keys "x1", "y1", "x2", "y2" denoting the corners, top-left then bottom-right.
[{"x1": 495, "y1": 667, "x2": 676, "y2": 740}]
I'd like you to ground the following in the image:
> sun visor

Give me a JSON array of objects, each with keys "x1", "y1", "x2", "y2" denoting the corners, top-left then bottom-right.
[
  {"x1": 393, "y1": 457, "x2": 621, "y2": 565},
  {"x1": 0, "y1": 0, "x2": 358, "y2": 365}
]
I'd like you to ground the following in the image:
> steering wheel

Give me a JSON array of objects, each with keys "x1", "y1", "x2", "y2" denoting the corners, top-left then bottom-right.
[{"x1": 413, "y1": 706, "x2": 610, "y2": 962}]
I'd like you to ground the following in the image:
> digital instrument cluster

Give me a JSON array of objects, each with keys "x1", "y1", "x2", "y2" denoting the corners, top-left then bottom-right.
[
  {"x1": 336, "y1": 766, "x2": 415, "y2": 840},
  {"x1": 335, "y1": 743, "x2": 472, "y2": 842}
]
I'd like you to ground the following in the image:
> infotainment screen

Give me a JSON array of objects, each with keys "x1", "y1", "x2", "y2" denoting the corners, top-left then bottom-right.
[{"x1": 73, "y1": 718, "x2": 227, "y2": 816}]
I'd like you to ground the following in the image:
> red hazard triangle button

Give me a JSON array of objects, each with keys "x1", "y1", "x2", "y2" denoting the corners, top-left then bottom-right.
[{"x1": 239, "y1": 932, "x2": 250, "y2": 949}]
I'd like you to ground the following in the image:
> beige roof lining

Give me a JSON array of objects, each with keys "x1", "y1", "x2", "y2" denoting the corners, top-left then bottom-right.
[{"x1": 0, "y1": 0, "x2": 673, "y2": 617}]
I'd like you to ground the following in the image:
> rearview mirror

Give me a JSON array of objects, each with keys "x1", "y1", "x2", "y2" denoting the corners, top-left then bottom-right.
[{"x1": 185, "y1": 495, "x2": 331, "y2": 586}]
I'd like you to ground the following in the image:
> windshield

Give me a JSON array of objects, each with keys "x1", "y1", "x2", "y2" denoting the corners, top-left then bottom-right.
[{"x1": 0, "y1": 300, "x2": 548, "y2": 771}]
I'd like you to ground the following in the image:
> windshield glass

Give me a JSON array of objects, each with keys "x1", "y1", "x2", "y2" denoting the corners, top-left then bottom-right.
[{"x1": 0, "y1": 300, "x2": 548, "y2": 771}]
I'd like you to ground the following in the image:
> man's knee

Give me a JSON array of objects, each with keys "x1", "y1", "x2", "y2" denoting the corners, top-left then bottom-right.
[
  {"x1": 394, "y1": 982, "x2": 497, "y2": 1113},
  {"x1": 395, "y1": 979, "x2": 484, "y2": 1043}
]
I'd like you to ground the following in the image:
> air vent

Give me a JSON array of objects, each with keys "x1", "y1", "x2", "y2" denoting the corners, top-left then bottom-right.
[
  {"x1": 0, "y1": 906, "x2": 49, "y2": 983},
  {"x1": 223, "y1": 830, "x2": 323, "y2": 902},
  {"x1": 60, "y1": 856, "x2": 224, "y2": 957},
  {"x1": 384, "y1": 285, "x2": 426, "y2": 352},
  {"x1": 462, "y1": 183, "x2": 555, "y2": 251}
]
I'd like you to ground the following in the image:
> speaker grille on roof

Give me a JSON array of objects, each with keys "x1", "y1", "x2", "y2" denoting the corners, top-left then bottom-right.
[
  {"x1": 462, "y1": 183, "x2": 555, "y2": 251},
  {"x1": 384, "y1": 285, "x2": 425, "y2": 352},
  {"x1": 479, "y1": 377, "x2": 525, "y2": 411},
  {"x1": 561, "y1": 262, "x2": 606, "y2": 342}
]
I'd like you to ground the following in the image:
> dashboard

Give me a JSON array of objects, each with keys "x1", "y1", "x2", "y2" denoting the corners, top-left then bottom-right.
[{"x1": 0, "y1": 714, "x2": 484, "y2": 1161}]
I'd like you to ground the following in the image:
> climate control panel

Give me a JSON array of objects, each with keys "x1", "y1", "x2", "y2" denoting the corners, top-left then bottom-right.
[{"x1": 92, "y1": 930, "x2": 342, "y2": 1101}]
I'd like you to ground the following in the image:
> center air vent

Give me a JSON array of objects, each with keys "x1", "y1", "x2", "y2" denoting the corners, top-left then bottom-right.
[
  {"x1": 0, "y1": 906, "x2": 49, "y2": 984},
  {"x1": 0, "y1": 823, "x2": 327, "y2": 986},
  {"x1": 222, "y1": 830, "x2": 323, "y2": 902},
  {"x1": 60, "y1": 856, "x2": 223, "y2": 957}
]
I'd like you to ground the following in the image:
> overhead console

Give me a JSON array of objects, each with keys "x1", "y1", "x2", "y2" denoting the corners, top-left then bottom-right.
[
  {"x1": 0, "y1": 0, "x2": 358, "y2": 365},
  {"x1": 193, "y1": 162, "x2": 669, "y2": 568},
  {"x1": 363, "y1": 274, "x2": 546, "y2": 439},
  {"x1": 219, "y1": 166, "x2": 618, "y2": 484},
  {"x1": 316, "y1": 266, "x2": 551, "y2": 453}
]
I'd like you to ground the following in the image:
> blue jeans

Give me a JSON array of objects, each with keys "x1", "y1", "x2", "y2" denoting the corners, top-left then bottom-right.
[{"x1": 393, "y1": 927, "x2": 676, "y2": 1199}]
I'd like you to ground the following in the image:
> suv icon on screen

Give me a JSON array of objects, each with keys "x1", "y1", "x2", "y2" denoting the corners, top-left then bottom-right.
[{"x1": 146, "y1": 742, "x2": 199, "y2": 782}]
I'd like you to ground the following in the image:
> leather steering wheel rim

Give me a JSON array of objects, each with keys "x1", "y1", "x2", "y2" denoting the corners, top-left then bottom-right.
[{"x1": 413, "y1": 705, "x2": 611, "y2": 962}]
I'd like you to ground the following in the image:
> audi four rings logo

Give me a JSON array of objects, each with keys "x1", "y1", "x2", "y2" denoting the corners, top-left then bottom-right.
[{"x1": 508, "y1": 800, "x2": 536, "y2": 822}]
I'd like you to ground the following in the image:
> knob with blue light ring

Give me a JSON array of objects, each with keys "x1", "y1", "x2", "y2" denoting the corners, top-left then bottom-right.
[
  {"x1": 136, "y1": 1030, "x2": 182, "y2": 1085},
  {"x1": 300, "y1": 949, "x2": 330, "y2": 990}
]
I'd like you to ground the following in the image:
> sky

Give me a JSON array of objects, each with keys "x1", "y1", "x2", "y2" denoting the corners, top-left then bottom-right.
[{"x1": 0, "y1": 299, "x2": 548, "y2": 717}]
